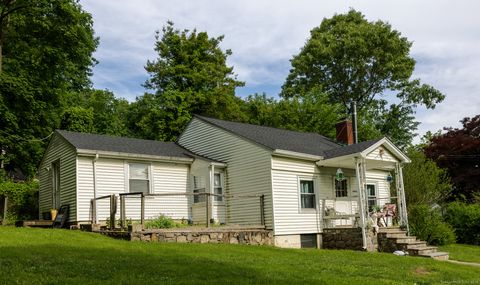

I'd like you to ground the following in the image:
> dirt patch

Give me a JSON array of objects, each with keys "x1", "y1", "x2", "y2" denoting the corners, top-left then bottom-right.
[{"x1": 413, "y1": 266, "x2": 431, "y2": 276}]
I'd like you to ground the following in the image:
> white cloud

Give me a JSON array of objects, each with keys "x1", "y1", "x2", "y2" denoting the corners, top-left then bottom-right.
[{"x1": 80, "y1": 0, "x2": 480, "y2": 139}]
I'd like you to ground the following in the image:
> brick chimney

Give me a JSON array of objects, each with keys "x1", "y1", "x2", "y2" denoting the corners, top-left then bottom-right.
[{"x1": 336, "y1": 120, "x2": 354, "y2": 145}]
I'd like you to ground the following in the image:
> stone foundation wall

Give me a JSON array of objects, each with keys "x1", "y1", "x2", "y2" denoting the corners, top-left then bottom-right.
[
  {"x1": 130, "y1": 229, "x2": 273, "y2": 246},
  {"x1": 377, "y1": 233, "x2": 399, "y2": 252},
  {"x1": 322, "y1": 228, "x2": 377, "y2": 251}
]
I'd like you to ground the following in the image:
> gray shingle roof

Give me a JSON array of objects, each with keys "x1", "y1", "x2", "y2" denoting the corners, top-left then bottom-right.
[
  {"x1": 323, "y1": 139, "x2": 381, "y2": 159},
  {"x1": 56, "y1": 130, "x2": 193, "y2": 159},
  {"x1": 195, "y1": 115, "x2": 347, "y2": 157}
]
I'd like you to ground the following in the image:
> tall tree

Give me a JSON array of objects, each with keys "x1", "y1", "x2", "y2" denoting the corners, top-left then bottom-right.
[
  {"x1": 424, "y1": 115, "x2": 480, "y2": 202},
  {"x1": 0, "y1": 0, "x2": 98, "y2": 178},
  {"x1": 62, "y1": 90, "x2": 130, "y2": 136},
  {"x1": 281, "y1": 10, "x2": 444, "y2": 147},
  {"x1": 242, "y1": 90, "x2": 342, "y2": 139},
  {"x1": 137, "y1": 21, "x2": 245, "y2": 141},
  {"x1": 403, "y1": 148, "x2": 451, "y2": 207}
]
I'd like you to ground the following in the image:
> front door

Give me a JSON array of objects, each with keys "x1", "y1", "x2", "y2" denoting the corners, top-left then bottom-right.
[{"x1": 52, "y1": 160, "x2": 60, "y2": 209}]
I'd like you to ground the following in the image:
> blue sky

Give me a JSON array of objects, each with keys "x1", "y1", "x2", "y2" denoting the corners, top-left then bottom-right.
[{"x1": 80, "y1": 0, "x2": 480, "y2": 141}]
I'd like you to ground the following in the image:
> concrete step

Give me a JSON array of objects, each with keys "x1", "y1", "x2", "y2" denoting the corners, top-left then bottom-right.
[
  {"x1": 419, "y1": 251, "x2": 449, "y2": 261},
  {"x1": 377, "y1": 227, "x2": 401, "y2": 233},
  {"x1": 385, "y1": 232, "x2": 411, "y2": 239},
  {"x1": 408, "y1": 246, "x2": 438, "y2": 256},
  {"x1": 390, "y1": 236, "x2": 418, "y2": 244},
  {"x1": 396, "y1": 241, "x2": 428, "y2": 250}
]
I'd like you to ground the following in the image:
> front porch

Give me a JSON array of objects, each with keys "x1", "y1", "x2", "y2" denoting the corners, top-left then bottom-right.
[{"x1": 318, "y1": 138, "x2": 411, "y2": 250}]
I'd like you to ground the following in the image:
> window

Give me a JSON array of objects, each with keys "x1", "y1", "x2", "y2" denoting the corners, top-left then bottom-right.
[
  {"x1": 300, "y1": 234, "x2": 318, "y2": 248},
  {"x1": 129, "y1": 163, "x2": 150, "y2": 194},
  {"x1": 214, "y1": 173, "x2": 223, "y2": 202},
  {"x1": 193, "y1": 176, "x2": 205, "y2": 203},
  {"x1": 367, "y1": 184, "x2": 376, "y2": 211},
  {"x1": 52, "y1": 160, "x2": 60, "y2": 209},
  {"x1": 335, "y1": 179, "x2": 348, "y2": 197},
  {"x1": 300, "y1": 180, "x2": 315, "y2": 209}
]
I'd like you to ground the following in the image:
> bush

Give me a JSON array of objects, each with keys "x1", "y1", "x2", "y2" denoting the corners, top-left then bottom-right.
[
  {"x1": 144, "y1": 214, "x2": 176, "y2": 229},
  {"x1": 408, "y1": 205, "x2": 456, "y2": 246},
  {"x1": 0, "y1": 179, "x2": 39, "y2": 224},
  {"x1": 444, "y1": 202, "x2": 480, "y2": 245}
]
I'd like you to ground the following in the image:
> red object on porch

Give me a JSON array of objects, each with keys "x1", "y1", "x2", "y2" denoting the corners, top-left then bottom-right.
[{"x1": 335, "y1": 120, "x2": 354, "y2": 145}]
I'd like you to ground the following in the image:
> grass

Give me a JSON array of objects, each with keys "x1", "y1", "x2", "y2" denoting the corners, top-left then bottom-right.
[
  {"x1": 1, "y1": 228, "x2": 480, "y2": 285},
  {"x1": 440, "y1": 244, "x2": 480, "y2": 263}
]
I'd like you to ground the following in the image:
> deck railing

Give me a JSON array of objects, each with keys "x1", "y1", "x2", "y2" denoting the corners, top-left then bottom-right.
[{"x1": 91, "y1": 192, "x2": 266, "y2": 230}]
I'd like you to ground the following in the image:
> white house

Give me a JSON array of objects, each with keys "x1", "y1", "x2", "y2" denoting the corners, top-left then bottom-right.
[{"x1": 38, "y1": 115, "x2": 410, "y2": 249}]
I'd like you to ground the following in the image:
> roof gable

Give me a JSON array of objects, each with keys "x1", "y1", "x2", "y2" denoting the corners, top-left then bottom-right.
[{"x1": 193, "y1": 115, "x2": 341, "y2": 157}]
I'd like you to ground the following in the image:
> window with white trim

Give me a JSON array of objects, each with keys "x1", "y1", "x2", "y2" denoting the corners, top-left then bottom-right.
[
  {"x1": 213, "y1": 173, "x2": 223, "y2": 202},
  {"x1": 300, "y1": 180, "x2": 315, "y2": 209},
  {"x1": 335, "y1": 179, "x2": 348, "y2": 197},
  {"x1": 129, "y1": 163, "x2": 150, "y2": 194},
  {"x1": 367, "y1": 184, "x2": 377, "y2": 211},
  {"x1": 193, "y1": 176, "x2": 205, "y2": 203}
]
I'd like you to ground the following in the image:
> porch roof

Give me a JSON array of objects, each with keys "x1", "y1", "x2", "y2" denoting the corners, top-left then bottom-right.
[{"x1": 317, "y1": 137, "x2": 410, "y2": 169}]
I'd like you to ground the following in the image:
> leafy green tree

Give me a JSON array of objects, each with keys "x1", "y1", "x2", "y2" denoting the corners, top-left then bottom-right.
[
  {"x1": 62, "y1": 90, "x2": 130, "y2": 136},
  {"x1": 0, "y1": 0, "x2": 98, "y2": 178},
  {"x1": 60, "y1": 107, "x2": 95, "y2": 133},
  {"x1": 403, "y1": 148, "x2": 451, "y2": 207},
  {"x1": 242, "y1": 90, "x2": 342, "y2": 139},
  {"x1": 138, "y1": 21, "x2": 245, "y2": 141},
  {"x1": 281, "y1": 10, "x2": 444, "y2": 147}
]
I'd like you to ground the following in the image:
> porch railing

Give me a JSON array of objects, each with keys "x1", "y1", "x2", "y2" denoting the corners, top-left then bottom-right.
[
  {"x1": 322, "y1": 196, "x2": 400, "y2": 228},
  {"x1": 90, "y1": 192, "x2": 266, "y2": 230}
]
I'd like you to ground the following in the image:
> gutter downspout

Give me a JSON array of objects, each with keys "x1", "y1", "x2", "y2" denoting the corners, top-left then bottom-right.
[{"x1": 92, "y1": 153, "x2": 99, "y2": 224}]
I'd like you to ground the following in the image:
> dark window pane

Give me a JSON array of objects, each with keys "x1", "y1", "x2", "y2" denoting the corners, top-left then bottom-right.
[
  {"x1": 129, "y1": 180, "x2": 149, "y2": 194},
  {"x1": 300, "y1": 180, "x2": 314, "y2": 193},
  {"x1": 194, "y1": 188, "x2": 205, "y2": 203},
  {"x1": 301, "y1": 194, "x2": 315, "y2": 208},
  {"x1": 214, "y1": 187, "x2": 223, "y2": 202},
  {"x1": 301, "y1": 234, "x2": 318, "y2": 248},
  {"x1": 335, "y1": 179, "x2": 348, "y2": 197}
]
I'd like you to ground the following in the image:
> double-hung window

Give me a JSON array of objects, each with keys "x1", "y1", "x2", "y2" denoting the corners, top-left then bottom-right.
[
  {"x1": 300, "y1": 180, "x2": 315, "y2": 209},
  {"x1": 129, "y1": 163, "x2": 150, "y2": 194},
  {"x1": 213, "y1": 173, "x2": 223, "y2": 202},
  {"x1": 335, "y1": 179, "x2": 348, "y2": 197},
  {"x1": 193, "y1": 176, "x2": 205, "y2": 203}
]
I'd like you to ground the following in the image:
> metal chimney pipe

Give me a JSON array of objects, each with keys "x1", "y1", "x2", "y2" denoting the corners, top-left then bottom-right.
[{"x1": 351, "y1": 101, "x2": 358, "y2": 144}]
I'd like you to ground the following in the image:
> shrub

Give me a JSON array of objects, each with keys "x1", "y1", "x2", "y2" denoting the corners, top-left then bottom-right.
[
  {"x1": 408, "y1": 205, "x2": 456, "y2": 246},
  {"x1": 0, "y1": 179, "x2": 39, "y2": 224},
  {"x1": 444, "y1": 202, "x2": 480, "y2": 245},
  {"x1": 145, "y1": 214, "x2": 176, "y2": 229}
]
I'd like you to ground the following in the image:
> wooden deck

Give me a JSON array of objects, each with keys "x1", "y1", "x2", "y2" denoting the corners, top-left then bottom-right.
[{"x1": 16, "y1": 220, "x2": 53, "y2": 228}]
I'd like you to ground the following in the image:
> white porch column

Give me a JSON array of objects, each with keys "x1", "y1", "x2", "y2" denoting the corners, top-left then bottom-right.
[
  {"x1": 355, "y1": 157, "x2": 368, "y2": 249},
  {"x1": 395, "y1": 162, "x2": 409, "y2": 234}
]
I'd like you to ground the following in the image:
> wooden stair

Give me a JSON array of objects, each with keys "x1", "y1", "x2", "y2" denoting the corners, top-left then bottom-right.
[{"x1": 377, "y1": 227, "x2": 449, "y2": 260}]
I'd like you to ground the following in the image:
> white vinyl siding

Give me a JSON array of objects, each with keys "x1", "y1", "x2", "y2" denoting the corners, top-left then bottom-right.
[
  {"x1": 178, "y1": 118, "x2": 272, "y2": 228},
  {"x1": 366, "y1": 147, "x2": 399, "y2": 163},
  {"x1": 365, "y1": 169, "x2": 392, "y2": 208},
  {"x1": 272, "y1": 156, "x2": 368, "y2": 235},
  {"x1": 76, "y1": 157, "x2": 190, "y2": 223},
  {"x1": 271, "y1": 156, "x2": 321, "y2": 235},
  {"x1": 38, "y1": 134, "x2": 77, "y2": 222}
]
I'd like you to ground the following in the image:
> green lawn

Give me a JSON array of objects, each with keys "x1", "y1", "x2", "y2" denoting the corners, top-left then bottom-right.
[
  {"x1": 440, "y1": 243, "x2": 480, "y2": 263},
  {"x1": 1, "y1": 228, "x2": 480, "y2": 285}
]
